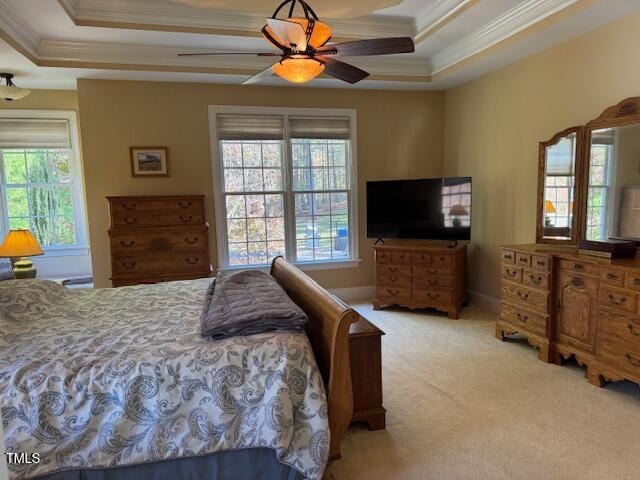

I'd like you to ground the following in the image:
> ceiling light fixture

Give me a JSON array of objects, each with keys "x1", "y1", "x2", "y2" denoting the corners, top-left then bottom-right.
[
  {"x1": 177, "y1": 0, "x2": 415, "y2": 85},
  {"x1": 0, "y1": 73, "x2": 31, "y2": 102}
]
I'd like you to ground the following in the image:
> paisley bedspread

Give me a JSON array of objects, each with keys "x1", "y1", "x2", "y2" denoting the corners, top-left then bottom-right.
[{"x1": 0, "y1": 279, "x2": 329, "y2": 480}]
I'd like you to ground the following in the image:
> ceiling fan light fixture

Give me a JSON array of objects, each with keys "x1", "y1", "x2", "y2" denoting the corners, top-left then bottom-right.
[
  {"x1": 272, "y1": 57, "x2": 325, "y2": 83},
  {"x1": 0, "y1": 73, "x2": 30, "y2": 102}
]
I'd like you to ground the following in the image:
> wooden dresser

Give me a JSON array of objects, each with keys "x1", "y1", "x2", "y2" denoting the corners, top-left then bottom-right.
[
  {"x1": 498, "y1": 244, "x2": 640, "y2": 387},
  {"x1": 108, "y1": 195, "x2": 212, "y2": 287},
  {"x1": 349, "y1": 315, "x2": 385, "y2": 430},
  {"x1": 373, "y1": 242, "x2": 467, "y2": 319}
]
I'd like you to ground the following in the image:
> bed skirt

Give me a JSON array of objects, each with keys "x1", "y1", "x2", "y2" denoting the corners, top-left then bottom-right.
[{"x1": 38, "y1": 448, "x2": 305, "y2": 480}]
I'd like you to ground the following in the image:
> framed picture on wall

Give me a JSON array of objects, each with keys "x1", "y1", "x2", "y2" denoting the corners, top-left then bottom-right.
[{"x1": 130, "y1": 147, "x2": 170, "y2": 177}]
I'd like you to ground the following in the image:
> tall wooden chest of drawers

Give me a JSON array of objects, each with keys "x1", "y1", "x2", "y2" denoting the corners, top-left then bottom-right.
[
  {"x1": 498, "y1": 244, "x2": 640, "y2": 388},
  {"x1": 108, "y1": 195, "x2": 212, "y2": 287},
  {"x1": 373, "y1": 242, "x2": 467, "y2": 319}
]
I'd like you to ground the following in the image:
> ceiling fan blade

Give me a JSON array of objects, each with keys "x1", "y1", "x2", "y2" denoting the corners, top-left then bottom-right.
[
  {"x1": 242, "y1": 64, "x2": 276, "y2": 85},
  {"x1": 317, "y1": 37, "x2": 415, "y2": 57},
  {"x1": 266, "y1": 18, "x2": 308, "y2": 51},
  {"x1": 178, "y1": 52, "x2": 280, "y2": 57},
  {"x1": 320, "y1": 57, "x2": 369, "y2": 84}
]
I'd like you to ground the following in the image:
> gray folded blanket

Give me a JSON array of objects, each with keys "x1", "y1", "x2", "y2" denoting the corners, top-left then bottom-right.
[{"x1": 201, "y1": 269, "x2": 309, "y2": 339}]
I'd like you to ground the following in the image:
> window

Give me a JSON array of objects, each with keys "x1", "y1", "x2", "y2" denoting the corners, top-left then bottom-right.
[
  {"x1": 544, "y1": 136, "x2": 576, "y2": 229},
  {"x1": 586, "y1": 129, "x2": 615, "y2": 241},
  {"x1": 210, "y1": 107, "x2": 357, "y2": 269},
  {"x1": 0, "y1": 111, "x2": 87, "y2": 252}
]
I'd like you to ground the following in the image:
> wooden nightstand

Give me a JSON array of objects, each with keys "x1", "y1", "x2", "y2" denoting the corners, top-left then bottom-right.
[{"x1": 349, "y1": 315, "x2": 386, "y2": 430}]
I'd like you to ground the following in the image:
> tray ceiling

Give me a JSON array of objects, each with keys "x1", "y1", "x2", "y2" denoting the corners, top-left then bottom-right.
[{"x1": 0, "y1": 0, "x2": 639, "y2": 90}]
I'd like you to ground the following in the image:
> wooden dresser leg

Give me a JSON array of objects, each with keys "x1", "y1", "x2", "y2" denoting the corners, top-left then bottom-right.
[
  {"x1": 448, "y1": 310, "x2": 459, "y2": 320},
  {"x1": 538, "y1": 343, "x2": 551, "y2": 363},
  {"x1": 495, "y1": 323, "x2": 506, "y2": 341},
  {"x1": 587, "y1": 370, "x2": 605, "y2": 388},
  {"x1": 372, "y1": 300, "x2": 382, "y2": 311}
]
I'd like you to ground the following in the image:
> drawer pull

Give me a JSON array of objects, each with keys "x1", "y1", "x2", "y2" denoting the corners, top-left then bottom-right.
[
  {"x1": 516, "y1": 313, "x2": 529, "y2": 323},
  {"x1": 179, "y1": 215, "x2": 193, "y2": 223},
  {"x1": 571, "y1": 276, "x2": 584, "y2": 287},
  {"x1": 178, "y1": 201, "x2": 193, "y2": 209},
  {"x1": 427, "y1": 269, "x2": 438, "y2": 275},
  {"x1": 121, "y1": 261, "x2": 136, "y2": 269},
  {"x1": 529, "y1": 275, "x2": 542, "y2": 286},
  {"x1": 428, "y1": 280, "x2": 438, "y2": 286},
  {"x1": 427, "y1": 293, "x2": 440, "y2": 300},
  {"x1": 123, "y1": 216, "x2": 138, "y2": 225},
  {"x1": 504, "y1": 254, "x2": 513, "y2": 261},
  {"x1": 634, "y1": 278, "x2": 640, "y2": 287},
  {"x1": 389, "y1": 275, "x2": 399, "y2": 282},
  {"x1": 519, "y1": 257, "x2": 528, "y2": 264},
  {"x1": 506, "y1": 269, "x2": 518, "y2": 278},
  {"x1": 123, "y1": 202, "x2": 137, "y2": 211},
  {"x1": 573, "y1": 263, "x2": 584, "y2": 270},
  {"x1": 625, "y1": 353, "x2": 640, "y2": 368},
  {"x1": 184, "y1": 237, "x2": 199, "y2": 244},
  {"x1": 120, "y1": 240, "x2": 135, "y2": 248},
  {"x1": 627, "y1": 323, "x2": 640, "y2": 336},
  {"x1": 608, "y1": 294, "x2": 626, "y2": 305},
  {"x1": 517, "y1": 291, "x2": 529, "y2": 301},
  {"x1": 536, "y1": 260, "x2": 546, "y2": 267},
  {"x1": 387, "y1": 288, "x2": 400, "y2": 296},
  {"x1": 185, "y1": 258, "x2": 200, "y2": 265},
  {"x1": 607, "y1": 273, "x2": 618, "y2": 280},
  {"x1": 388, "y1": 266, "x2": 398, "y2": 273}
]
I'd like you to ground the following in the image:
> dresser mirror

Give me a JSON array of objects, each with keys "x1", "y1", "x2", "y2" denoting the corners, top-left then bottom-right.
[
  {"x1": 584, "y1": 124, "x2": 640, "y2": 241},
  {"x1": 536, "y1": 127, "x2": 582, "y2": 244},
  {"x1": 579, "y1": 97, "x2": 640, "y2": 243}
]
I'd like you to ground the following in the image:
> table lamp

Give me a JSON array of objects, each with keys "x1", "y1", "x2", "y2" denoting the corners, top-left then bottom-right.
[
  {"x1": 0, "y1": 229, "x2": 44, "y2": 279},
  {"x1": 544, "y1": 200, "x2": 557, "y2": 226},
  {"x1": 449, "y1": 204, "x2": 468, "y2": 228}
]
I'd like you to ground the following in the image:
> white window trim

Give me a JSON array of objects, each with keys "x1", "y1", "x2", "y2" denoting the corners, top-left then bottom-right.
[
  {"x1": 0, "y1": 109, "x2": 89, "y2": 256},
  {"x1": 208, "y1": 105, "x2": 360, "y2": 271}
]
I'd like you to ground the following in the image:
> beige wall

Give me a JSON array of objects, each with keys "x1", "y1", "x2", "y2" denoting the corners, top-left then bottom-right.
[
  {"x1": 443, "y1": 10, "x2": 640, "y2": 299},
  {"x1": 0, "y1": 90, "x2": 93, "y2": 278},
  {"x1": 77, "y1": 80, "x2": 444, "y2": 288}
]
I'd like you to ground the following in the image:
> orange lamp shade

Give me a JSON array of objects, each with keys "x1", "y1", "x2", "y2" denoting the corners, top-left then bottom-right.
[
  {"x1": 263, "y1": 18, "x2": 332, "y2": 49},
  {"x1": 449, "y1": 204, "x2": 468, "y2": 216},
  {"x1": 0, "y1": 229, "x2": 44, "y2": 258},
  {"x1": 544, "y1": 200, "x2": 557, "y2": 214},
  {"x1": 273, "y1": 58, "x2": 325, "y2": 83}
]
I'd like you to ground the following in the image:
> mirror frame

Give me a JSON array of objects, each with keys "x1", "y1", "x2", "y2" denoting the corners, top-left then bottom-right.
[
  {"x1": 536, "y1": 126, "x2": 585, "y2": 244},
  {"x1": 577, "y1": 97, "x2": 640, "y2": 242}
]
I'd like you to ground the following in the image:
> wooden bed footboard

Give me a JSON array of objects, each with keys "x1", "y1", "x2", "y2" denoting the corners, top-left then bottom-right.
[{"x1": 270, "y1": 257, "x2": 358, "y2": 461}]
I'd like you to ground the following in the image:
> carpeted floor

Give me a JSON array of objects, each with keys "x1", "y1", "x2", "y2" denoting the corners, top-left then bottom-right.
[{"x1": 328, "y1": 303, "x2": 640, "y2": 480}]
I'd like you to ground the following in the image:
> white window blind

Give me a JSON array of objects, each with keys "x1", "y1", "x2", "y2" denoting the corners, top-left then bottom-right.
[
  {"x1": 217, "y1": 114, "x2": 284, "y2": 141},
  {"x1": 0, "y1": 119, "x2": 70, "y2": 148},
  {"x1": 289, "y1": 116, "x2": 350, "y2": 139}
]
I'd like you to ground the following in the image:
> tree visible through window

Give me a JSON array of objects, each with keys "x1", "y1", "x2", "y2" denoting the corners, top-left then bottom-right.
[
  {"x1": 2, "y1": 149, "x2": 76, "y2": 246},
  {"x1": 586, "y1": 143, "x2": 612, "y2": 240},
  {"x1": 214, "y1": 109, "x2": 356, "y2": 268},
  {"x1": 0, "y1": 114, "x2": 86, "y2": 250}
]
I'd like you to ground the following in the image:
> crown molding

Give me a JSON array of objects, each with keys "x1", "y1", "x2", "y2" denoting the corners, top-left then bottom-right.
[
  {"x1": 57, "y1": 0, "x2": 414, "y2": 40},
  {"x1": 0, "y1": 0, "x2": 41, "y2": 58},
  {"x1": 430, "y1": 0, "x2": 579, "y2": 74},
  {"x1": 414, "y1": 0, "x2": 478, "y2": 43}
]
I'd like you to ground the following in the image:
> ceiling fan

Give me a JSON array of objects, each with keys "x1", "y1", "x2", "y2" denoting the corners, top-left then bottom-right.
[{"x1": 178, "y1": 0, "x2": 415, "y2": 85}]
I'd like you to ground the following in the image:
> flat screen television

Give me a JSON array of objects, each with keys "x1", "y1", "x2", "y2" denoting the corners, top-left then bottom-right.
[{"x1": 367, "y1": 177, "x2": 472, "y2": 241}]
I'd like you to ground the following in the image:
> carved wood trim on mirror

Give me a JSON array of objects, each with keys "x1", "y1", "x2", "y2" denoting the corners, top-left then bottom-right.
[
  {"x1": 578, "y1": 97, "x2": 640, "y2": 243},
  {"x1": 536, "y1": 126, "x2": 585, "y2": 244}
]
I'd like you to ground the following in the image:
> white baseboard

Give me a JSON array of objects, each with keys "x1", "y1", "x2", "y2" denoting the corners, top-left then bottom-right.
[
  {"x1": 469, "y1": 289, "x2": 500, "y2": 313},
  {"x1": 329, "y1": 285, "x2": 375, "y2": 303}
]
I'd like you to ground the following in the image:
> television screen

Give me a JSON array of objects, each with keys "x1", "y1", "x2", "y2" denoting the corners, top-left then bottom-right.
[{"x1": 367, "y1": 177, "x2": 472, "y2": 240}]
